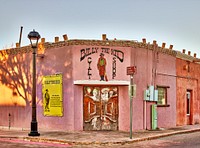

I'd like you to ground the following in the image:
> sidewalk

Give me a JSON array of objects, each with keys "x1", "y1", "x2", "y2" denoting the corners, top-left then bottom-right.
[{"x1": 0, "y1": 124, "x2": 200, "y2": 146}]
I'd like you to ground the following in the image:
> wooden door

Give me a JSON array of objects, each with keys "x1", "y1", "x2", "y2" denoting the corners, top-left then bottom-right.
[{"x1": 83, "y1": 86, "x2": 118, "y2": 130}]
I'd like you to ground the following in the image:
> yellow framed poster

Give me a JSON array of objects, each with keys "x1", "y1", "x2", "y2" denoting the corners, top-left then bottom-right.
[{"x1": 42, "y1": 74, "x2": 63, "y2": 116}]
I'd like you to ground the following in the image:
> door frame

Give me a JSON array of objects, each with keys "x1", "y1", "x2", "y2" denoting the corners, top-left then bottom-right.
[{"x1": 186, "y1": 90, "x2": 192, "y2": 125}]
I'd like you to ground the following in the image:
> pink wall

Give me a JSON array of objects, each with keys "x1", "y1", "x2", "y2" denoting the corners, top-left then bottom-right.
[
  {"x1": 71, "y1": 44, "x2": 177, "y2": 131},
  {"x1": 156, "y1": 54, "x2": 176, "y2": 128},
  {"x1": 118, "y1": 86, "x2": 129, "y2": 131},
  {"x1": 72, "y1": 45, "x2": 131, "y2": 131},
  {"x1": 37, "y1": 45, "x2": 75, "y2": 131},
  {"x1": 0, "y1": 41, "x2": 177, "y2": 131},
  {"x1": 0, "y1": 51, "x2": 33, "y2": 129},
  {"x1": 72, "y1": 45, "x2": 131, "y2": 81},
  {"x1": 130, "y1": 47, "x2": 177, "y2": 130}
]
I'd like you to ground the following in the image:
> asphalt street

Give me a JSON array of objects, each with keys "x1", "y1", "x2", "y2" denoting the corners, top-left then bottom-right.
[
  {"x1": 0, "y1": 124, "x2": 200, "y2": 147},
  {"x1": 0, "y1": 138, "x2": 71, "y2": 148},
  {"x1": 73, "y1": 131, "x2": 200, "y2": 148},
  {"x1": 0, "y1": 131, "x2": 200, "y2": 148}
]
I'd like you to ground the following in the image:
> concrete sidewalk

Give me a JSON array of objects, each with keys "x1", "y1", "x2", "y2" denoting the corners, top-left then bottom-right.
[{"x1": 0, "y1": 124, "x2": 200, "y2": 146}]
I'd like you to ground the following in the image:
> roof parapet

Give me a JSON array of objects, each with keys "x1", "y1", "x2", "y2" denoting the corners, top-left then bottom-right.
[
  {"x1": 102, "y1": 34, "x2": 107, "y2": 41},
  {"x1": 55, "y1": 37, "x2": 59, "y2": 43},
  {"x1": 169, "y1": 45, "x2": 173, "y2": 50},
  {"x1": 162, "y1": 43, "x2": 166, "y2": 48},
  {"x1": 16, "y1": 43, "x2": 20, "y2": 48},
  {"x1": 153, "y1": 40, "x2": 157, "y2": 45},
  {"x1": 41, "y1": 38, "x2": 45, "y2": 43},
  {"x1": 142, "y1": 38, "x2": 146, "y2": 44},
  {"x1": 63, "y1": 34, "x2": 68, "y2": 41}
]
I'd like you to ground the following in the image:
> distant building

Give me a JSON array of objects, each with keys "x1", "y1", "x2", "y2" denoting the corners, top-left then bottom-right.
[{"x1": 176, "y1": 51, "x2": 200, "y2": 125}]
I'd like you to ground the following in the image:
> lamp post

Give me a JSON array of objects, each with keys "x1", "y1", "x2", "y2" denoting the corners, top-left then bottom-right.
[{"x1": 28, "y1": 29, "x2": 40, "y2": 136}]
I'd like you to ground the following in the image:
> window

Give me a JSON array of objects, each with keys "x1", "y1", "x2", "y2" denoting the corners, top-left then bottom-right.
[{"x1": 157, "y1": 87, "x2": 167, "y2": 105}]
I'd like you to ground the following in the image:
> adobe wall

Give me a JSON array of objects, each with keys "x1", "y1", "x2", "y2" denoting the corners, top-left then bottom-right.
[
  {"x1": 0, "y1": 39, "x2": 177, "y2": 131},
  {"x1": 176, "y1": 58, "x2": 200, "y2": 125},
  {"x1": 156, "y1": 53, "x2": 177, "y2": 128},
  {"x1": 130, "y1": 46, "x2": 177, "y2": 129}
]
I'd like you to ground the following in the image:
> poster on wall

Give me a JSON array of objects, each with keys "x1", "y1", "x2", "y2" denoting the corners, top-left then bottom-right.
[{"x1": 42, "y1": 74, "x2": 63, "y2": 116}]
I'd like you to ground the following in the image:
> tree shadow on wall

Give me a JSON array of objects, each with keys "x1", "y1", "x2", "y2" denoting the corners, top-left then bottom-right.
[
  {"x1": 0, "y1": 50, "x2": 34, "y2": 106},
  {"x1": 36, "y1": 45, "x2": 73, "y2": 86},
  {"x1": 0, "y1": 45, "x2": 72, "y2": 107}
]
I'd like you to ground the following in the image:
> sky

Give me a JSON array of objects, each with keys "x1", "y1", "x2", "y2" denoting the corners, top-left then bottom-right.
[{"x1": 0, "y1": 0, "x2": 200, "y2": 57}]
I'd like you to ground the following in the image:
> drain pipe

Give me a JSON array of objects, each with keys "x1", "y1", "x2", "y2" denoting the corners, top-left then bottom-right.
[{"x1": 144, "y1": 42, "x2": 150, "y2": 130}]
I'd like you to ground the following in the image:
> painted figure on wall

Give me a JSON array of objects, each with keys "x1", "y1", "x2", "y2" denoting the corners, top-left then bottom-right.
[
  {"x1": 44, "y1": 89, "x2": 50, "y2": 110},
  {"x1": 90, "y1": 88, "x2": 100, "y2": 101},
  {"x1": 97, "y1": 53, "x2": 107, "y2": 81},
  {"x1": 83, "y1": 86, "x2": 118, "y2": 130}
]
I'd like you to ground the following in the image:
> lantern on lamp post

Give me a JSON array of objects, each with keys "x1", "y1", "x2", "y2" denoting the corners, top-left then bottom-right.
[{"x1": 28, "y1": 29, "x2": 40, "y2": 136}]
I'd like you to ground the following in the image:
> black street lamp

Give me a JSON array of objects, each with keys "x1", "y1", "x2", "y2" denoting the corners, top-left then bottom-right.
[{"x1": 28, "y1": 29, "x2": 40, "y2": 136}]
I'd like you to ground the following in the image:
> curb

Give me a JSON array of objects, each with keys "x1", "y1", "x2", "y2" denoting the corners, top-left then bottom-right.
[{"x1": 20, "y1": 128, "x2": 200, "y2": 146}]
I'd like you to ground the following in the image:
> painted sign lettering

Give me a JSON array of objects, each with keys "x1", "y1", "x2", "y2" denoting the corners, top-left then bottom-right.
[
  {"x1": 111, "y1": 49, "x2": 124, "y2": 62},
  {"x1": 101, "y1": 47, "x2": 110, "y2": 54},
  {"x1": 112, "y1": 57, "x2": 116, "y2": 79},
  {"x1": 80, "y1": 47, "x2": 98, "y2": 61},
  {"x1": 87, "y1": 57, "x2": 92, "y2": 79},
  {"x1": 80, "y1": 47, "x2": 125, "y2": 80},
  {"x1": 80, "y1": 47, "x2": 124, "y2": 62}
]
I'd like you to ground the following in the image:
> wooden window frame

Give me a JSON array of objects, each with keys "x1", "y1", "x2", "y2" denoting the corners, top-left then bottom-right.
[{"x1": 156, "y1": 85, "x2": 170, "y2": 107}]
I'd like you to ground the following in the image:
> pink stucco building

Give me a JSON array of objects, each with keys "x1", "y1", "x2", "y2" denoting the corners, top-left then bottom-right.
[{"x1": 0, "y1": 35, "x2": 178, "y2": 131}]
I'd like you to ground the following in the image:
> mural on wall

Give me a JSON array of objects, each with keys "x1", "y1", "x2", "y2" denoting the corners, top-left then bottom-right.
[
  {"x1": 97, "y1": 53, "x2": 107, "y2": 81},
  {"x1": 83, "y1": 86, "x2": 118, "y2": 130},
  {"x1": 42, "y1": 74, "x2": 63, "y2": 116},
  {"x1": 80, "y1": 47, "x2": 124, "y2": 80}
]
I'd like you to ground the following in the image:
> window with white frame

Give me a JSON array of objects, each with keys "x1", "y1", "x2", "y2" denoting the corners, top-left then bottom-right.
[{"x1": 186, "y1": 91, "x2": 191, "y2": 115}]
